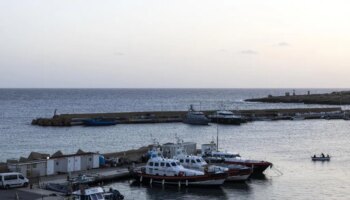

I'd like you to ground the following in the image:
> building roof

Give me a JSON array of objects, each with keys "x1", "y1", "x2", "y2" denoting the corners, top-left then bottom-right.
[{"x1": 50, "y1": 152, "x2": 97, "y2": 159}]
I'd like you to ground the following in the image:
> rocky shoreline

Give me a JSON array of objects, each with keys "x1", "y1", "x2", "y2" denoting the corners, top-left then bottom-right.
[{"x1": 245, "y1": 91, "x2": 350, "y2": 105}]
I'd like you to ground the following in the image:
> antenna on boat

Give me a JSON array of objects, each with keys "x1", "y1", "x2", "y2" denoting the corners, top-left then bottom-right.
[{"x1": 216, "y1": 110, "x2": 219, "y2": 151}]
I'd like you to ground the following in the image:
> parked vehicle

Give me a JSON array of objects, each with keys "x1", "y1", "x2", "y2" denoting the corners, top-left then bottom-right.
[{"x1": 0, "y1": 172, "x2": 29, "y2": 189}]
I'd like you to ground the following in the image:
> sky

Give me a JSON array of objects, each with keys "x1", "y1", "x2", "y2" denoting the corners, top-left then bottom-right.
[{"x1": 0, "y1": 0, "x2": 350, "y2": 88}]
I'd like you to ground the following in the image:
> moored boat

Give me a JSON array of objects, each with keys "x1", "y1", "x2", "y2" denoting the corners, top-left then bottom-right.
[
  {"x1": 208, "y1": 110, "x2": 245, "y2": 125},
  {"x1": 130, "y1": 152, "x2": 227, "y2": 186},
  {"x1": 172, "y1": 139, "x2": 251, "y2": 181},
  {"x1": 183, "y1": 105, "x2": 210, "y2": 125},
  {"x1": 83, "y1": 118, "x2": 118, "y2": 126},
  {"x1": 201, "y1": 141, "x2": 272, "y2": 175}
]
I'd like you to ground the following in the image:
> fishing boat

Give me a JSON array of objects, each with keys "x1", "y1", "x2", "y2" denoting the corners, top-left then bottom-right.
[
  {"x1": 82, "y1": 118, "x2": 118, "y2": 126},
  {"x1": 208, "y1": 110, "x2": 245, "y2": 125},
  {"x1": 201, "y1": 141, "x2": 272, "y2": 175},
  {"x1": 183, "y1": 105, "x2": 210, "y2": 125},
  {"x1": 311, "y1": 154, "x2": 330, "y2": 161},
  {"x1": 130, "y1": 152, "x2": 227, "y2": 186}
]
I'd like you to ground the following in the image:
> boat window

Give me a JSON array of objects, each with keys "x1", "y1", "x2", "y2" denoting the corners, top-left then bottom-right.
[
  {"x1": 96, "y1": 193, "x2": 104, "y2": 200},
  {"x1": 171, "y1": 162, "x2": 176, "y2": 167},
  {"x1": 19, "y1": 175, "x2": 24, "y2": 179},
  {"x1": 196, "y1": 159, "x2": 201, "y2": 163},
  {"x1": 185, "y1": 159, "x2": 189, "y2": 163},
  {"x1": 191, "y1": 160, "x2": 196, "y2": 164},
  {"x1": 149, "y1": 162, "x2": 154, "y2": 166},
  {"x1": 166, "y1": 163, "x2": 171, "y2": 167},
  {"x1": 160, "y1": 162, "x2": 165, "y2": 167},
  {"x1": 154, "y1": 163, "x2": 159, "y2": 167},
  {"x1": 179, "y1": 159, "x2": 184, "y2": 163}
]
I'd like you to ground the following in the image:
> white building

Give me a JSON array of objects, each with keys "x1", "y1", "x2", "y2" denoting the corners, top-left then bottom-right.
[
  {"x1": 51, "y1": 152, "x2": 100, "y2": 174},
  {"x1": 7, "y1": 160, "x2": 48, "y2": 178}
]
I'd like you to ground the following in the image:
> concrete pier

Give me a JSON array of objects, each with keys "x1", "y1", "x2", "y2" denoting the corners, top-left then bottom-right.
[{"x1": 31, "y1": 107, "x2": 343, "y2": 126}]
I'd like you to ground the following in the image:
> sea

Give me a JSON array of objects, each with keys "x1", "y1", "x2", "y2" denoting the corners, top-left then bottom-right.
[{"x1": 1, "y1": 88, "x2": 350, "y2": 199}]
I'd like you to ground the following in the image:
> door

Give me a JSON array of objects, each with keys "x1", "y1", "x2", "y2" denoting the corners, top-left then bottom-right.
[
  {"x1": 92, "y1": 155, "x2": 99, "y2": 169},
  {"x1": 67, "y1": 157, "x2": 74, "y2": 172},
  {"x1": 47, "y1": 160, "x2": 54, "y2": 175},
  {"x1": 73, "y1": 156, "x2": 81, "y2": 171}
]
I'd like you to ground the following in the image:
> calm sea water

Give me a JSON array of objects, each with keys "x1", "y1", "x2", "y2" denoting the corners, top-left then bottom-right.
[{"x1": 1, "y1": 89, "x2": 349, "y2": 199}]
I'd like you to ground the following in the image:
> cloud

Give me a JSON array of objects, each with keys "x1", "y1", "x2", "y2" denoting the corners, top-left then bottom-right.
[
  {"x1": 277, "y1": 42, "x2": 290, "y2": 47},
  {"x1": 239, "y1": 50, "x2": 258, "y2": 55}
]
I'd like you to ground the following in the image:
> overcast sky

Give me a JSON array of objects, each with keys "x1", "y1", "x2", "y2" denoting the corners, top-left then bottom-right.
[{"x1": 0, "y1": 0, "x2": 349, "y2": 88}]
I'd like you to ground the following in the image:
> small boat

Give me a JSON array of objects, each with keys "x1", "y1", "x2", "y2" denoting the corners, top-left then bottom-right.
[
  {"x1": 208, "y1": 110, "x2": 245, "y2": 125},
  {"x1": 72, "y1": 186, "x2": 124, "y2": 200},
  {"x1": 311, "y1": 154, "x2": 330, "y2": 161},
  {"x1": 183, "y1": 105, "x2": 210, "y2": 125},
  {"x1": 130, "y1": 152, "x2": 227, "y2": 186},
  {"x1": 83, "y1": 118, "x2": 118, "y2": 126}
]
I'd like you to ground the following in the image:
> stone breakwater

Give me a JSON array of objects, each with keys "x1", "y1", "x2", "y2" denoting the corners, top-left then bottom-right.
[
  {"x1": 31, "y1": 107, "x2": 343, "y2": 126},
  {"x1": 245, "y1": 91, "x2": 350, "y2": 105}
]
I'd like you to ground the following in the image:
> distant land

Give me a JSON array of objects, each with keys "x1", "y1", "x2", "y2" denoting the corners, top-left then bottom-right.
[{"x1": 245, "y1": 91, "x2": 350, "y2": 105}]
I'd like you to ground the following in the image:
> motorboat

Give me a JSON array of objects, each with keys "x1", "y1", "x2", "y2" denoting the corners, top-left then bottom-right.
[
  {"x1": 72, "y1": 186, "x2": 124, "y2": 200},
  {"x1": 183, "y1": 105, "x2": 210, "y2": 125},
  {"x1": 201, "y1": 141, "x2": 272, "y2": 175},
  {"x1": 172, "y1": 138, "x2": 251, "y2": 181},
  {"x1": 82, "y1": 118, "x2": 118, "y2": 126},
  {"x1": 311, "y1": 154, "x2": 330, "y2": 161},
  {"x1": 130, "y1": 151, "x2": 227, "y2": 186},
  {"x1": 208, "y1": 110, "x2": 246, "y2": 125}
]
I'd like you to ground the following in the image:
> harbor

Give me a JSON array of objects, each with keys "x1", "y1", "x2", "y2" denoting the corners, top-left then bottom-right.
[{"x1": 1, "y1": 89, "x2": 350, "y2": 199}]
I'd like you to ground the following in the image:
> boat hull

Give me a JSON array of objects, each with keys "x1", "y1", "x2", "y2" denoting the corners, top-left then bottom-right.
[
  {"x1": 311, "y1": 157, "x2": 330, "y2": 161},
  {"x1": 224, "y1": 161, "x2": 271, "y2": 175},
  {"x1": 131, "y1": 172, "x2": 227, "y2": 186},
  {"x1": 209, "y1": 117, "x2": 242, "y2": 125}
]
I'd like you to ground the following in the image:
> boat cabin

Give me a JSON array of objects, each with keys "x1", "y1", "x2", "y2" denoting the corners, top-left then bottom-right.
[
  {"x1": 145, "y1": 156, "x2": 203, "y2": 177},
  {"x1": 72, "y1": 187, "x2": 105, "y2": 200}
]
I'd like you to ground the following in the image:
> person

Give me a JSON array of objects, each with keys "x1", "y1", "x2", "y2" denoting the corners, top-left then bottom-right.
[
  {"x1": 327, "y1": 154, "x2": 330, "y2": 158},
  {"x1": 321, "y1": 153, "x2": 325, "y2": 158},
  {"x1": 313, "y1": 154, "x2": 316, "y2": 158}
]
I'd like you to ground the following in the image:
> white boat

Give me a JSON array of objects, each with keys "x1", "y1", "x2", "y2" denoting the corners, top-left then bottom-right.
[
  {"x1": 72, "y1": 186, "x2": 124, "y2": 200},
  {"x1": 173, "y1": 138, "x2": 251, "y2": 181},
  {"x1": 130, "y1": 151, "x2": 227, "y2": 186},
  {"x1": 201, "y1": 141, "x2": 272, "y2": 175},
  {"x1": 72, "y1": 187, "x2": 105, "y2": 200},
  {"x1": 183, "y1": 105, "x2": 210, "y2": 125}
]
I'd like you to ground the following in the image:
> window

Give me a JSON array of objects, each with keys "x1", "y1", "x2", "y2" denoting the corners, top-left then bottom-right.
[
  {"x1": 179, "y1": 159, "x2": 184, "y2": 163},
  {"x1": 160, "y1": 162, "x2": 165, "y2": 167},
  {"x1": 166, "y1": 163, "x2": 171, "y2": 167},
  {"x1": 4, "y1": 175, "x2": 17, "y2": 180},
  {"x1": 191, "y1": 160, "x2": 196, "y2": 164},
  {"x1": 56, "y1": 162, "x2": 59, "y2": 166},
  {"x1": 19, "y1": 175, "x2": 24, "y2": 180},
  {"x1": 154, "y1": 163, "x2": 159, "y2": 167},
  {"x1": 89, "y1": 158, "x2": 92, "y2": 161},
  {"x1": 196, "y1": 159, "x2": 201, "y2": 163},
  {"x1": 148, "y1": 162, "x2": 154, "y2": 166},
  {"x1": 171, "y1": 162, "x2": 176, "y2": 167},
  {"x1": 32, "y1": 164, "x2": 37, "y2": 168},
  {"x1": 185, "y1": 159, "x2": 189, "y2": 163}
]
